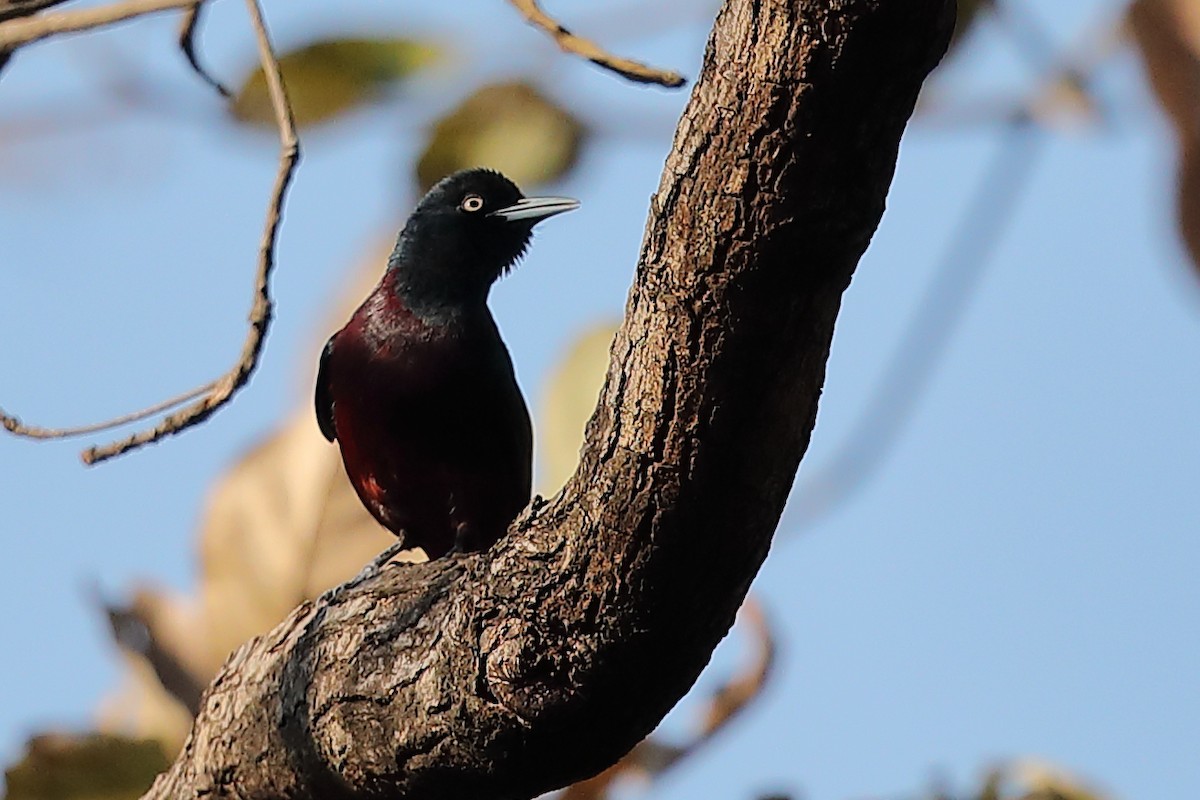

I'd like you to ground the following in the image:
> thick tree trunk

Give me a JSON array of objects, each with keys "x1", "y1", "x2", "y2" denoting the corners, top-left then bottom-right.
[{"x1": 143, "y1": 1, "x2": 954, "y2": 798}]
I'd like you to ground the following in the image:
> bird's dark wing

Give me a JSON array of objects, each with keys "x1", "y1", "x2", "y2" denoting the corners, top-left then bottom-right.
[{"x1": 315, "y1": 336, "x2": 337, "y2": 442}]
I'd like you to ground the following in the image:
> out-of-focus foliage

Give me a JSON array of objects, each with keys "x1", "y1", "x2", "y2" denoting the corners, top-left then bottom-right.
[
  {"x1": 195, "y1": 409, "x2": 402, "y2": 649},
  {"x1": 416, "y1": 81, "x2": 585, "y2": 192},
  {"x1": 929, "y1": 760, "x2": 1112, "y2": 800},
  {"x1": 230, "y1": 37, "x2": 441, "y2": 129},
  {"x1": 537, "y1": 321, "x2": 617, "y2": 495},
  {"x1": 2, "y1": 733, "x2": 168, "y2": 800},
  {"x1": 96, "y1": 240, "x2": 423, "y2": 752},
  {"x1": 100, "y1": 584, "x2": 208, "y2": 715},
  {"x1": 95, "y1": 601, "x2": 198, "y2": 756},
  {"x1": 1128, "y1": 0, "x2": 1200, "y2": 278},
  {"x1": 1006, "y1": 759, "x2": 1110, "y2": 800},
  {"x1": 97, "y1": 407, "x2": 418, "y2": 749}
]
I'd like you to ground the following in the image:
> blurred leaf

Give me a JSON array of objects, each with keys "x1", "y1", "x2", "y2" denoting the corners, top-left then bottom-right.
[
  {"x1": 1027, "y1": 72, "x2": 1097, "y2": 130},
  {"x1": 93, "y1": 585, "x2": 209, "y2": 753},
  {"x1": 196, "y1": 235, "x2": 426, "y2": 656},
  {"x1": 1129, "y1": 0, "x2": 1200, "y2": 278},
  {"x1": 99, "y1": 586, "x2": 209, "y2": 717},
  {"x1": 95, "y1": 652, "x2": 195, "y2": 757},
  {"x1": 416, "y1": 81, "x2": 585, "y2": 191},
  {"x1": 978, "y1": 767, "x2": 1004, "y2": 800},
  {"x1": 937, "y1": 761, "x2": 1113, "y2": 800},
  {"x1": 537, "y1": 321, "x2": 617, "y2": 496},
  {"x1": 3, "y1": 733, "x2": 168, "y2": 800},
  {"x1": 196, "y1": 406, "x2": 420, "y2": 655},
  {"x1": 230, "y1": 37, "x2": 441, "y2": 129},
  {"x1": 1008, "y1": 759, "x2": 1109, "y2": 800},
  {"x1": 97, "y1": 236, "x2": 422, "y2": 750}
]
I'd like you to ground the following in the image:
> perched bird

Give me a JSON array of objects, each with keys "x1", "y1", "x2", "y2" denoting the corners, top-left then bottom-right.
[{"x1": 316, "y1": 169, "x2": 579, "y2": 559}]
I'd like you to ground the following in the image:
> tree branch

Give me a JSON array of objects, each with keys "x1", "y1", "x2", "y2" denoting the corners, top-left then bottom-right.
[
  {"x1": 0, "y1": 0, "x2": 73, "y2": 24},
  {"x1": 0, "y1": 0, "x2": 300, "y2": 464},
  {"x1": 507, "y1": 0, "x2": 686, "y2": 87},
  {"x1": 1, "y1": 383, "x2": 214, "y2": 440},
  {"x1": 143, "y1": 1, "x2": 954, "y2": 798},
  {"x1": 0, "y1": 0, "x2": 194, "y2": 49},
  {"x1": 79, "y1": 0, "x2": 298, "y2": 465},
  {"x1": 178, "y1": 1, "x2": 230, "y2": 97}
]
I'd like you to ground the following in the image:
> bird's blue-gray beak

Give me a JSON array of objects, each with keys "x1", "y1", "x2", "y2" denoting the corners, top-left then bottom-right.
[{"x1": 490, "y1": 196, "x2": 580, "y2": 223}]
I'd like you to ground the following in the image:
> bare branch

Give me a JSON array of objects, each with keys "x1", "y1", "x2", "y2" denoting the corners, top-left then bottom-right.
[
  {"x1": 178, "y1": 1, "x2": 230, "y2": 97},
  {"x1": 0, "y1": 0, "x2": 299, "y2": 463},
  {"x1": 0, "y1": 0, "x2": 73, "y2": 24},
  {"x1": 507, "y1": 0, "x2": 685, "y2": 88},
  {"x1": 0, "y1": 0, "x2": 195, "y2": 49},
  {"x1": 0, "y1": 383, "x2": 215, "y2": 439},
  {"x1": 79, "y1": 0, "x2": 299, "y2": 465}
]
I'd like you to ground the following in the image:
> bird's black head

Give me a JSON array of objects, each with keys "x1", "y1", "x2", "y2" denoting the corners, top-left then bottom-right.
[{"x1": 388, "y1": 168, "x2": 579, "y2": 310}]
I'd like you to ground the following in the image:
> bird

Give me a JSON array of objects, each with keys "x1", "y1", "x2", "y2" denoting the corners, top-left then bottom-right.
[{"x1": 316, "y1": 168, "x2": 579, "y2": 560}]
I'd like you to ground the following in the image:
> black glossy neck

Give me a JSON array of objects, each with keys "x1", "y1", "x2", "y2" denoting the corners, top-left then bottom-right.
[{"x1": 386, "y1": 230, "x2": 492, "y2": 315}]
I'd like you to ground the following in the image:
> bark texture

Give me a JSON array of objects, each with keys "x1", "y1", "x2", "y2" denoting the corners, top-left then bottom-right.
[{"x1": 144, "y1": 1, "x2": 954, "y2": 798}]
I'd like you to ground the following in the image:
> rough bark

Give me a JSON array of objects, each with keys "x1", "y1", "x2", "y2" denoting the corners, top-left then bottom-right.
[{"x1": 143, "y1": 1, "x2": 954, "y2": 798}]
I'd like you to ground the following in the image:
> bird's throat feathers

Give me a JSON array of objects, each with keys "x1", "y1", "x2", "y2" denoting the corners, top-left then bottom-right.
[{"x1": 384, "y1": 215, "x2": 530, "y2": 315}]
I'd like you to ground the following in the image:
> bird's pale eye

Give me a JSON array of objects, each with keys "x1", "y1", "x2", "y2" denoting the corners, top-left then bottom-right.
[{"x1": 460, "y1": 194, "x2": 485, "y2": 213}]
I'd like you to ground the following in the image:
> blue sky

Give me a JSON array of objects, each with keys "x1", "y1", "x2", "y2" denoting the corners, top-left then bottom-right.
[{"x1": 1, "y1": 1, "x2": 1197, "y2": 798}]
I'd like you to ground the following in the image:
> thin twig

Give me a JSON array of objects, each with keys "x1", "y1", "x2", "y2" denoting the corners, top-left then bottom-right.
[
  {"x1": 0, "y1": 0, "x2": 194, "y2": 49},
  {"x1": 79, "y1": 0, "x2": 299, "y2": 465},
  {"x1": 507, "y1": 0, "x2": 685, "y2": 88},
  {"x1": 0, "y1": 382, "x2": 215, "y2": 439},
  {"x1": 0, "y1": 0, "x2": 297, "y2": 463},
  {"x1": 178, "y1": 1, "x2": 229, "y2": 97}
]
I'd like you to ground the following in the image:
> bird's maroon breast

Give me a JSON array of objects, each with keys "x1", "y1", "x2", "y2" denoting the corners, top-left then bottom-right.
[{"x1": 327, "y1": 301, "x2": 532, "y2": 557}]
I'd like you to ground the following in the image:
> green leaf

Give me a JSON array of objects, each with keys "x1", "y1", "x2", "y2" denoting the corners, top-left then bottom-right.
[
  {"x1": 3, "y1": 733, "x2": 169, "y2": 800},
  {"x1": 417, "y1": 81, "x2": 586, "y2": 191},
  {"x1": 230, "y1": 37, "x2": 441, "y2": 129}
]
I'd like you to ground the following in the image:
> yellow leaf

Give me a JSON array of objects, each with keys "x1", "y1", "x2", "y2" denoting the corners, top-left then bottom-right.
[
  {"x1": 96, "y1": 237, "x2": 422, "y2": 751},
  {"x1": 95, "y1": 653, "x2": 194, "y2": 757},
  {"x1": 416, "y1": 81, "x2": 585, "y2": 191},
  {"x1": 94, "y1": 585, "x2": 209, "y2": 752},
  {"x1": 195, "y1": 236, "x2": 425, "y2": 661},
  {"x1": 1009, "y1": 758, "x2": 1111, "y2": 800},
  {"x1": 537, "y1": 321, "x2": 617, "y2": 496}
]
